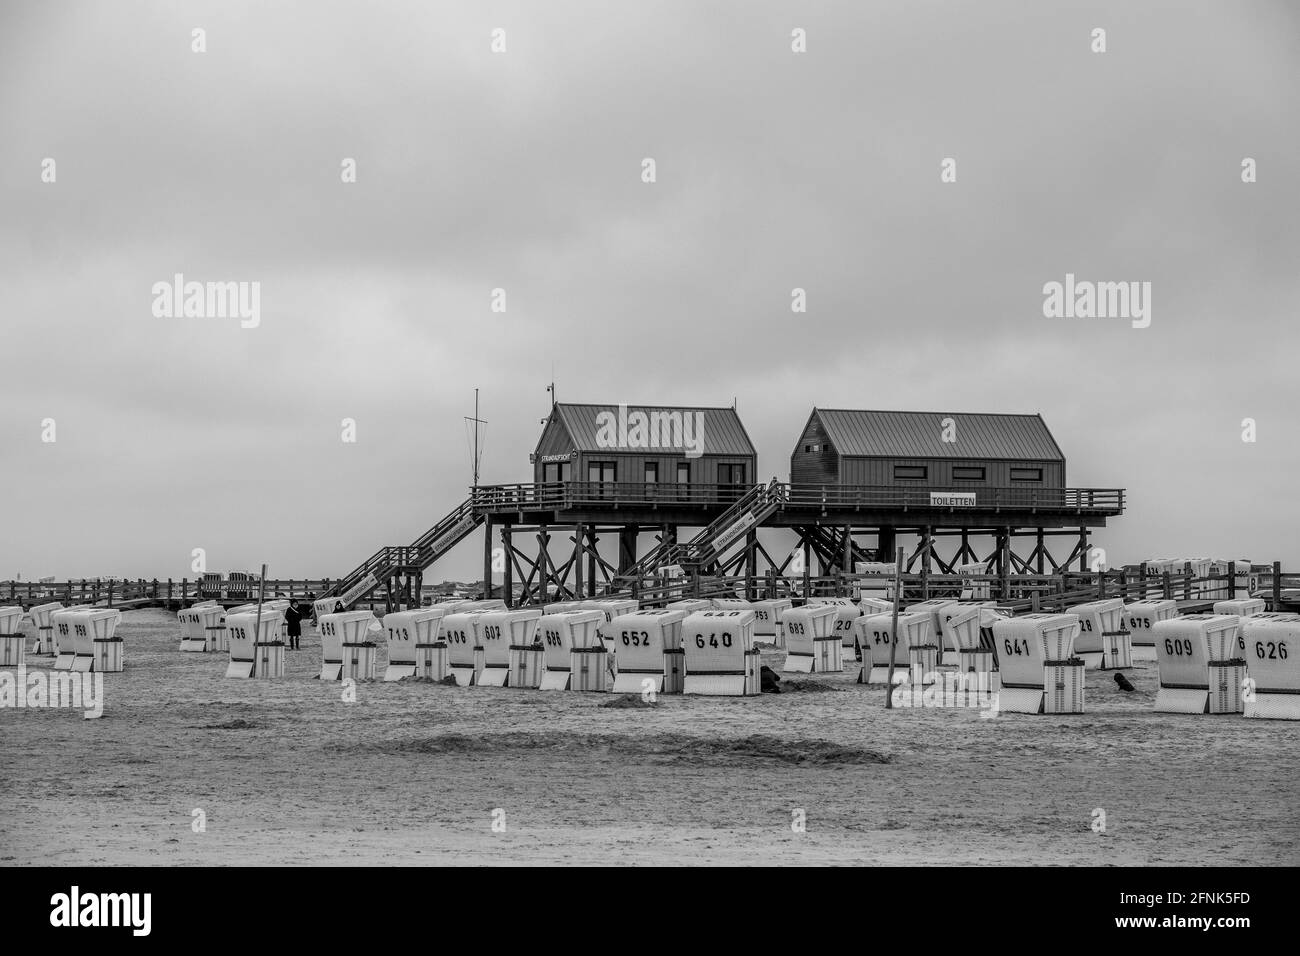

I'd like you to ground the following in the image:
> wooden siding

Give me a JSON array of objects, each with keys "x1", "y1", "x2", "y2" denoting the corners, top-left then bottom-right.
[
  {"x1": 790, "y1": 415, "x2": 838, "y2": 484},
  {"x1": 838, "y1": 457, "x2": 1064, "y2": 489},
  {"x1": 532, "y1": 413, "x2": 577, "y2": 483},
  {"x1": 569, "y1": 453, "x2": 753, "y2": 486}
]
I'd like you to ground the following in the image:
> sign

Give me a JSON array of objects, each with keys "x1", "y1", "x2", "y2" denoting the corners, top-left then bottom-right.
[
  {"x1": 439, "y1": 516, "x2": 477, "y2": 547},
  {"x1": 713, "y1": 511, "x2": 757, "y2": 551},
  {"x1": 540, "y1": 453, "x2": 571, "y2": 463},
  {"x1": 339, "y1": 573, "x2": 378, "y2": 608},
  {"x1": 930, "y1": 492, "x2": 976, "y2": 507}
]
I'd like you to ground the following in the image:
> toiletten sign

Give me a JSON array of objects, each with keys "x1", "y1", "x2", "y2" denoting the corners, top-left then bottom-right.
[{"x1": 930, "y1": 492, "x2": 976, "y2": 508}]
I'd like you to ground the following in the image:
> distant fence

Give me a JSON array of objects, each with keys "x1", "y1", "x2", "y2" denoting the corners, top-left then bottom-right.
[
  {"x1": 0, "y1": 578, "x2": 340, "y2": 608},
  {"x1": 614, "y1": 561, "x2": 1297, "y2": 612},
  {"x1": 5, "y1": 561, "x2": 1295, "y2": 613}
]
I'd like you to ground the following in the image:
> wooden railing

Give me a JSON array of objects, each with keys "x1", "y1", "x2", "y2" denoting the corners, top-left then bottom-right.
[
  {"x1": 4, "y1": 561, "x2": 1293, "y2": 614},
  {"x1": 2, "y1": 578, "x2": 338, "y2": 608},
  {"x1": 472, "y1": 481, "x2": 1125, "y2": 514},
  {"x1": 322, "y1": 495, "x2": 482, "y2": 599},
  {"x1": 472, "y1": 481, "x2": 751, "y2": 511},
  {"x1": 613, "y1": 561, "x2": 1292, "y2": 609},
  {"x1": 781, "y1": 484, "x2": 1124, "y2": 512}
]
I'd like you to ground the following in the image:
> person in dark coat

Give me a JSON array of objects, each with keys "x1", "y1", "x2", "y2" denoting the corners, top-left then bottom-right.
[{"x1": 284, "y1": 599, "x2": 304, "y2": 650}]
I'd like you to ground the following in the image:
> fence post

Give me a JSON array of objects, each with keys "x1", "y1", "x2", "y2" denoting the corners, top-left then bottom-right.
[
  {"x1": 1183, "y1": 562, "x2": 1192, "y2": 601},
  {"x1": 1273, "y1": 561, "x2": 1282, "y2": 609},
  {"x1": 1162, "y1": 571, "x2": 1172, "y2": 601}
]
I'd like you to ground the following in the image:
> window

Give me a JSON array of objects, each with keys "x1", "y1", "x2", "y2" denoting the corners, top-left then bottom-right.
[
  {"x1": 952, "y1": 466, "x2": 986, "y2": 481},
  {"x1": 588, "y1": 461, "x2": 616, "y2": 483},
  {"x1": 805, "y1": 443, "x2": 820, "y2": 453},
  {"x1": 676, "y1": 462, "x2": 691, "y2": 502},
  {"x1": 644, "y1": 462, "x2": 658, "y2": 483},
  {"x1": 1011, "y1": 467, "x2": 1043, "y2": 482},
  {"x1": 542, "y1": 461, "x2": 570, "y2": 484},
  {"x1": 718, "y1": 463, "x2": 746, "y2": 484},
  {"x1": 894, "y1": 465, "x2": 928, "y2": 480},
  {"x1": 718, "y1": 462, "x2": 746, "y2": 502}
]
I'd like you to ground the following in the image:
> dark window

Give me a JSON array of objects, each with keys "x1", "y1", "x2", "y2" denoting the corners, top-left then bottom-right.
[
  {"x1": 675, "y1": 462, "x2": 691, "y2": 502},
  {"x1": 894, "y1": 465, "x2": 928, "y2": 480},
  {"x1": 718, "y1": 463, "x2": 746, "y2": 484},
  {"x1": 952, "y1": 466, "x2": 986, "y2": 481},
  {"x1": 1011, "y1": 467, "x2": 1043, "y2": 482},
  {"x1": 805, "y1": 443, "x2": 820, "y2": 453},
  {"x1": 542, "y1": 461, "x2": 570, "y2": 483},
  {"x1": 644, "y1": 462, "x2": 658, "y2": 483},
  {"x1": 718, "y1": 462, "x2": 745, "y2": 503}
]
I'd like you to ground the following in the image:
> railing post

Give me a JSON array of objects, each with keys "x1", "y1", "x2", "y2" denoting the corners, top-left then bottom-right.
[
  {"x1": 1183, "y1": 561, "x2": 1192, "y2": 601},
  {"x1": 1273, "y1": 561, "x2": 1282, "y2": 609}
]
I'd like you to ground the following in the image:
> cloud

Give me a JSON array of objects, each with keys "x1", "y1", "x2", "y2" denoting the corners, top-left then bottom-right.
[{"x1": 1, "y1": 0, "x2": 1297, "y2": 580}]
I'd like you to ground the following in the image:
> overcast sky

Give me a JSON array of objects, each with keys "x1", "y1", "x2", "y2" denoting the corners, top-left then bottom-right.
[{"x1": 1, "y1": 0, "x2": 1297, "y2": 583}]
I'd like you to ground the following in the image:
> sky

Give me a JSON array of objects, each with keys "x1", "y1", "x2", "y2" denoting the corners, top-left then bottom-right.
[{"x1": 1, "y1": 0, "x2": 1297, "y2": 583}]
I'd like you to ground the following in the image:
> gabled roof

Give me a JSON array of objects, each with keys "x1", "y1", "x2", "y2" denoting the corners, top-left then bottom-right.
[
  {"x1": 810, "y1": 409, "x2": 1064, "y2": 461},
  {"x1": 548, "y1": 403, "x2": 757, "y2": 456}
]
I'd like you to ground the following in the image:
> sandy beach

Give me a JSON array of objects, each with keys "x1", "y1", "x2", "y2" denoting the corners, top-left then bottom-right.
[{"x1": 2, "y1": 608, "x2": 1296, "y2": 866}]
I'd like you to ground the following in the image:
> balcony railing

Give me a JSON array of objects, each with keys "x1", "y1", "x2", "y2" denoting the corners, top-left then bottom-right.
[
  {"x1": 782, "y1": 485, "x2": 1125, "y2": 512},
  {"x1": 471, "y1": 482, "x2": 1125, "y2": 515},
  {"x1": 471, "y1": 481, "x2": 750, "y2": 511}
]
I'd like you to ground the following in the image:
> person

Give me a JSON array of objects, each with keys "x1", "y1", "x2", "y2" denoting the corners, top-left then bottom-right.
[
  {"x1": 333, "y1": 600, "x2": 344, "y2": 614},
  {"x1": 284, "y1": 599, "x2": 304, "y2": 651}
]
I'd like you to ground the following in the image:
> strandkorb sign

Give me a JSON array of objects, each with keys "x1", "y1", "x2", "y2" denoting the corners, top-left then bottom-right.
[
  {"x1": 340, "y1": 573, "x2": 379, "y2": 607},
  {"x1": 930, "y1": 492, "x2": 976, "y2": 507}
]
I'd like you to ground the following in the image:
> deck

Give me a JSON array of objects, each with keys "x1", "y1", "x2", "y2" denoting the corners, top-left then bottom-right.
[{"x1": 470, "y1": 481, "x2": 1125, "y2": 528}]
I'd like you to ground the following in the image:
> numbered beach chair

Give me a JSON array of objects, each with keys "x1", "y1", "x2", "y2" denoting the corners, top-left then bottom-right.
[
  {"x1": 608, "y1": 608, "x2": 688, "y2": 694},
  {"x1": 381, "y1": 607, "x2": 448, "y2": 681},
  {"x1": 682, "y1": 609, "x2": 759, "y2": 696},
  {"x1": 991, "y1": 613, "x2": 1082, "y2": 714}
]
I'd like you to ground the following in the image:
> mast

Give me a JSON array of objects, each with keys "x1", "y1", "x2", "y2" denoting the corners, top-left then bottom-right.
[{"x1": 464, "y1": 389, "x2": 488, "y2": 490}]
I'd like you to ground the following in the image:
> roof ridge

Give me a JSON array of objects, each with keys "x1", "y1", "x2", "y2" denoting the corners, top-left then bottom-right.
[
  {"x1": 555, "y1": 402, "x2": 743, "y2": 412},
  {"x1": 818, "y1": 408, "x2": 1043, "y2": 418}
]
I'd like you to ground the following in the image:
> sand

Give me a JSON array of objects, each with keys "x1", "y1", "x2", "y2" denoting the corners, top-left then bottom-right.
[{"x1": 2, "y1": 608, "x2": 1297, "y2": 866}]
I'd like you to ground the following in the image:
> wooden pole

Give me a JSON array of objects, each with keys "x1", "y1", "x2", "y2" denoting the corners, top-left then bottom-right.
[
  {"x1": 252, "y1": 563, "x2": 267, "y2": 677},
  {"x1": 921, "y1": 526, "x2": 931, "y2": 600},
  {"x1": 885, "y1": 546, "x2": 904, "y2": 709},
  {"x1": 1272, "y1": 561, "x2": 1282, "y2": 610}
]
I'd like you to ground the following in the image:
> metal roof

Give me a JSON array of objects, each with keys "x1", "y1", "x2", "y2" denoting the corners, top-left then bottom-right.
[
  {"x1": 550, "y1": 403, "x2": 757, "y2": 456},
  {"x1": 810, "y1": 409, "x2": 1065, "y2": 461}
]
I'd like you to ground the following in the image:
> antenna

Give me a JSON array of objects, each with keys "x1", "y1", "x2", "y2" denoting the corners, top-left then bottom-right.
[{"x1": 464, "y1": 389, "x2": 488, "y2": 489}]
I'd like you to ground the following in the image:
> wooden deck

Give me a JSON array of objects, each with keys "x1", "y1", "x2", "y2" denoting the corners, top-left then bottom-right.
[{"x1": 470, "y1": 481, "x2": 1125, "y2": 528}]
